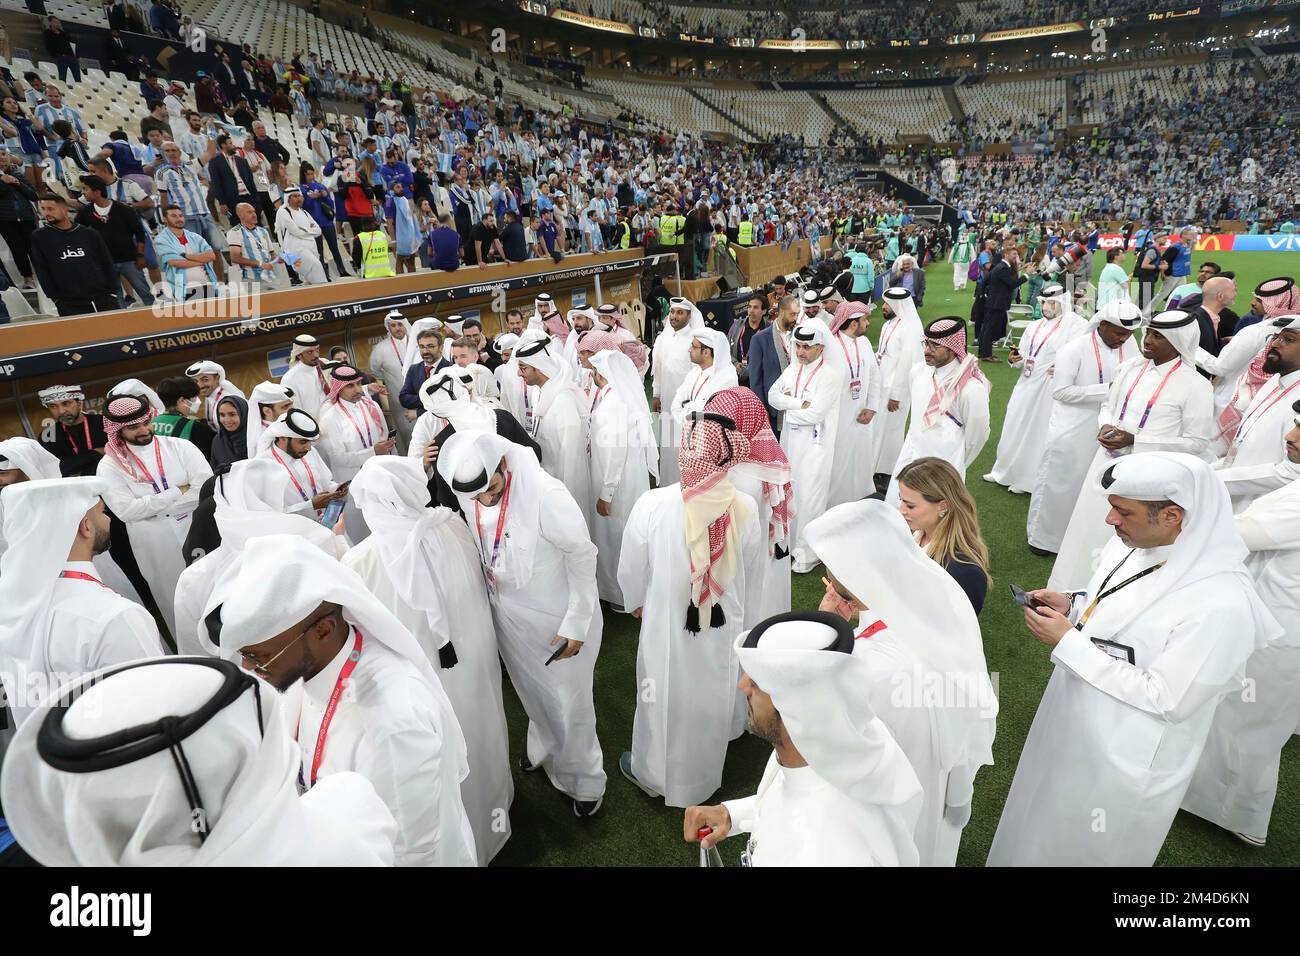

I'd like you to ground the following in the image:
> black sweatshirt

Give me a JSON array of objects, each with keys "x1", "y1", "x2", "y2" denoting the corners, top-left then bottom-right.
[
  {"x1": 29, "y1": 222, "x2": 119, "y2": 300},
  {"x1": 75, "y1": 201, "x2": 148, "y2": 263}
]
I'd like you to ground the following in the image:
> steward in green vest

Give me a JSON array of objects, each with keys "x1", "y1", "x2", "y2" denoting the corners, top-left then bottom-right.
[
  {"x1": 358, "y1": 221, "x2": 396, "y2": 278},
  {"x1": 660, "y1": 212, "x2": 686, "y2": 246},
  {"x1": 736, "y1": 218, "x2": 755, "y2": 246}
]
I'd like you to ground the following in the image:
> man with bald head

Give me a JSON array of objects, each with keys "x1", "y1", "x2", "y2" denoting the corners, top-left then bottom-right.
[
  {"x1": 226, "y1": 201, "x2": 287, "y2": 288},
  {"x1": 1191, "y1": 275, "x2": 1238, "y2": 356}
]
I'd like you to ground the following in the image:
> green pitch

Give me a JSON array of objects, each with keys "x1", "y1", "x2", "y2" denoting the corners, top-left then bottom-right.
[{"x1": 491, "y1": 249, "x2": 1298, "y2": 866}]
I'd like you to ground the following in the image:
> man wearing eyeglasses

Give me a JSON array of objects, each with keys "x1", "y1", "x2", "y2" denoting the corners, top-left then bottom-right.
[{"x1": 216, "y1": 534, "x2": 478, "y2": 867}]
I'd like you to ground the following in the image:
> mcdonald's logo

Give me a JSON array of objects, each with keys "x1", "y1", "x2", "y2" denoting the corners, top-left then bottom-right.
[{"x1": 1195, "y1": 235, "x2": 1235, "y2": 252}]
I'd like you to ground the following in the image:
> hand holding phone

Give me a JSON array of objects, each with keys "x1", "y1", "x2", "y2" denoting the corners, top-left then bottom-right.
[{"x1": 1009, "y1": 583, "x2": 1044, "y2": 610}]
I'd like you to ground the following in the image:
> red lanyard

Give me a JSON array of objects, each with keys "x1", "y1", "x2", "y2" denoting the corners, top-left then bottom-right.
[
  {"x1": 391, "y1": 336, "x2": 403, "y2": 362},
  {"x1": 299, "y1": 628, "x2": 364, "y2": 790},
  {"x1": 1235, "y1": 378, "x2": 1300, "y2": 446},
  {"x1": 59, "y1": 570, "x2": 110, "y2": 589},
  {"x1": 62, "y1": 418, "x2": 92, "y2": 455},
  {"x1": 1090, "y1": 332, "x2": 1105, "y2": 384},
  {"x1": 836, "y1": 332, "x2": 861, "y2": 380},
  {"x1": 878, "y1": 317, "x2": 901, "y2": 356},
  {"x1": 1025, "y1": 319, "x2": 1062, "y2": 360},
  {"x1": 339, "y1": 400, "x2": 375, "y2": 448},
  {"x1": 1119, "y1": 359, "x2": 1182, "y2": 430},
  {"x1": 473, "y1": 470, "x2": 513, "y2": 571},
  {"x1": 855, "y1": 620, "x2": 887, "y2": 640},
  {"x1": 592, "y1": 385, "x2": 611, "y2": 411},
  {"x1": 690, "y1": 369, "x2": 712, "y2": 402},
  {"x1": 271, "y1": 447, "x2": 319, "y2": 501},
  {"x1": 793, "y1": 357, "x2": 824, "y2": 396},
  {"x1": 125, "y1": 440, "x2": 169, "y2": 493}
]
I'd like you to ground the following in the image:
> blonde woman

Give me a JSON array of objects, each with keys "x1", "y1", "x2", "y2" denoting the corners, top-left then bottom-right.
[{"x1": 895, "y1": 457, "x2": 991, "y2": 613}]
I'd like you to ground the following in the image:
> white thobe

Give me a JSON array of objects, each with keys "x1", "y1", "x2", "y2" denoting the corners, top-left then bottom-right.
[
  {"x1": 288, "y1": 628, "x2": 478, "y2": 867},
  {"x1": 280, "y1": 360, "x2": 329, "y2": 418},
  {"x1": 343, "y1": 531, "x2": 514, "y2": 864},
  {"x1": 886, "y1": 360, "x2": 991, "y2": 506},
  {"x1": 721, "y1": 755, "x2": 920, "y2": 866},
  {"x1": 318, "y1": 399, "x2": 387, "y2": 542},
  {"x1": 730, "y1": 471, "x2": 791, "y2": 624},
  {"x1": 531, "y1": 383, "x2": 593, "y2": 534},
  {"x1": 1047, "y1": 357, "x2": 1214, "y2": 591},
  {"x1": 873, "y1": 315, "x2": 926, "y2": 475},
  {"x1": 1217, "y1": 368, "x2": 1300, "y2": 472},
  {"x1": 1026, "y1": 331, "x2": 1137, "y2": 553},
  {"x1": 259, "y1": 445, "x2": 337, "y2": 517},
  {"x1": 651, "y1": 328, "x2": 694, "y2": 485},
  {"x1": 852, "y1": 622, "x2": 984, "y2": 867},
  {"x1": 989, "y1": 538, "x2": 1258, "y2": 866},
  {"x1": 588, "y1": 387, "x2": 651, "y2": 608},
  {"x1": 475, "y1": 478, "x2": 605, "y2": 801},
  {"x1": 97, "y1": 436, "x2": 212, "y2": 640},
  {"x1": 274, "y1": 205, "x2": 328, "y2": 284},
  {"x1": 987, "y1": 314, "x2": 1087, "y2": 492},
  {"x1": 496, "y1": 363, "x2": 532, "y2": 430},
  {"x1": 669, "y1": 363, "x2": 735, "y2": 434},
  {"x1": 1182, "y1": 477, "x2": 1300, "y2": 841},
  {"x1": 618, "y1": 486, "x2": 764, "y2": 807},
  {"x1": 1, "y1": 561, "x2": 164, "y2": 729},
  {"x1": 827, "y1": 331, "x2": 883, "y2": 507},
  {"x1": 368, "y1": 334, "x2": 415, "y2": 454},
  {"x1": 769, "y1": 357, "x2": 846, "y2": 572},
  {"x1": 1195, "y1": 320, "x2": 1273, "y2": 417},
  {"x1": 405, "y1": 411, "x2": 448, "y2": 477}
]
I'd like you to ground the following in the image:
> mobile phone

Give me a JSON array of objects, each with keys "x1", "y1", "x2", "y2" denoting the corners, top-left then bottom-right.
[
  {"x1": 335, "y1": 480, "x2": 351, "y2": 494},
  {"x1": 387, "y1": 427, "x2": 398, "y2": 440},
  {"x1": 1009, "y1": 584, "x2": 1042, "y2": 609},
  {"x1": 545, "y1": 641, "x2": 569, "y2": 666},
  {"x1": 320, "y1": 497, "x2": 345, "y2": 527}
]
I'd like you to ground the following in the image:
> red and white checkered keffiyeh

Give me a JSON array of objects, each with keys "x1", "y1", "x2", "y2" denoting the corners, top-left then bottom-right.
[
  {"x1": 922, "y1": 319, "x2": 988, "y2": 429},
  {"x1": 678, "y1": 416, "x2": 754, "y2": 632},
  {"x1": 575, "y1": 329, "x2": 621, "y2": 354},
  {"x1": 103, "y1": 396, "x2": 156, "y2": 482},
  {"x1": 704, "y1": 387, "x2": 792, "y2": 557},
  {"x1": 1218, "y1": 279, "x2": 1300, "y2": 443},
  {"x1": 829, "y1": 300, "x2": 869, "y2": 335},
  {"x1": 326, "y1": 365, "x2": 385, "y2": 430}
]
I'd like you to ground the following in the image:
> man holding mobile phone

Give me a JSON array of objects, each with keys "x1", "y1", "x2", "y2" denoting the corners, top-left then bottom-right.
[{"x1": 990, "y1": 452, "x2": 1274, "y2": 866}]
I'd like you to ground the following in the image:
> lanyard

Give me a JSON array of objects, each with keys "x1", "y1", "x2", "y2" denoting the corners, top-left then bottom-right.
[
  {"x1": 1234, "y1": 378, "x2": 1300, "y2": 448},
  {"x1": 836, "y1": 332, "x2": 862, "y2": 380},
  {"x1": 59, "y1": 570, "x2": 110, "y2": 589},
  {"x1": 62, "y1": 418, "x2": 92, "y2": 455},
  {"x1": 878, "y1": 317, "x2": 902, "y2": 359},
  {"x1": 1025, "y1": 318, "x2": 1062, "y2": 360},
  {"x1": 1090, "y1": 332, "x2": 1105, "y2": 384},
  {"x1": 473, "y1": 470, "x2": 513, "y2": 572},
  {"x1": 271, "y1": 447, "x2": 319, "y2": 501},
  {"x1": 126, "y1": 440, "x2": 169, "y2": 493},
  {"x1": 1118, "y1": 359, "x2": 1182, "y2": 430},
  {"x1": 339, "y1": 400, "x2": 375, "y2": 448},
  {"x1": 391, "y1": 336, "x2": 403, "y2": 362},
  {"x1": 298, "y1": 629, "x2": 364, "y2": 790},
  {"x1": 793, "y1": 357, "x2": 824, "y2": 397},
  {"x1": 690, "y1": 369, "x2": 713, "y2": 403},
  {"x1": 591, "y1": 385, "x2": 611, "y2": 411},
  {"x1": 855, "y1": 620, "x2": 887, "y2": 640},
  {"x1": 738, "y1": 324, "x2": 754, "y2": 361},
  {"x1": 1076, "y1": 549, "x2": 1166, "y2": 629}
]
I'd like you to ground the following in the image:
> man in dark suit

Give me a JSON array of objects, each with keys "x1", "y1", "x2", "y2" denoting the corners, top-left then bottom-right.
[
  {"x1": 207, "y1": 133, "x2": 259, "y2": 226},
  {"x1": 978, "y1": 246, "x2": 1032, "y2": 361},
  {"x1": 747, "y1": 291, "x2": 798, "y2": 435},
  {"x1": 398, "y1": 328, "x2": 453, "y2": 420}
]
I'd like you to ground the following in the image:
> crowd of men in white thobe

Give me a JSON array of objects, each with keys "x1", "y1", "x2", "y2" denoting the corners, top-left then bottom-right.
[{"x1": 0, "y1": 264, "x2": 1298, "y2": 868}]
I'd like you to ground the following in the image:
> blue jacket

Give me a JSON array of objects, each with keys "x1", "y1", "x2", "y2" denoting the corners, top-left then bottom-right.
[
  {"x1": 399, "y1": 358, "x2": 453, "y2": 410},
  {"x1": 746, "y1": 324, "x2": 786, "y2": 428}
]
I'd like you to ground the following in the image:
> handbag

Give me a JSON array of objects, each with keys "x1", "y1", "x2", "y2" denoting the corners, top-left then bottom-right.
[{"x1": 967, "y1": 259, "x2": 980, "y2": 281}]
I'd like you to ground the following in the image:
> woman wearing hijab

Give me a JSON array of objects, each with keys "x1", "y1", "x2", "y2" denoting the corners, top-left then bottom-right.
[{"x1": 209, "y1": 395, "x2": 249, "y2": 470}]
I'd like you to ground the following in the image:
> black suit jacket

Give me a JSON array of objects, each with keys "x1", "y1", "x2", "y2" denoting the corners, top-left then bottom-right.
[
  {"x1": 983, "y1": 259, "x2": 1027, "y2": 312},
  {"x1": 399, "y1": 358, "x2": 453, "y2": 410},
  {"x1": 207, "y1": 153, "x2": 259, "y2": 214}
]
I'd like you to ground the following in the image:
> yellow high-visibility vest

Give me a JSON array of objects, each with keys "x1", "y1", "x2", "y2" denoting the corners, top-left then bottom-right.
[
  {"x1": 660, "y1": 214, "x2": 685, "y2": 246},
  {"x1": 359, "y1": 231, "x2": 395, "y2": 278},
  {"x1": 736, "y1": 220, "x2": 754, "y2": 246},
  {"x1": 617, "y1": 223, "x2": 630, "y2": 249}
]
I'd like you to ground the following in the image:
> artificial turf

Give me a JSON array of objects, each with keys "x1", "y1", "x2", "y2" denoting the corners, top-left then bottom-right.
[{"x1": 491, "y1": 249, "x2": 1298, "y2": 867}]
